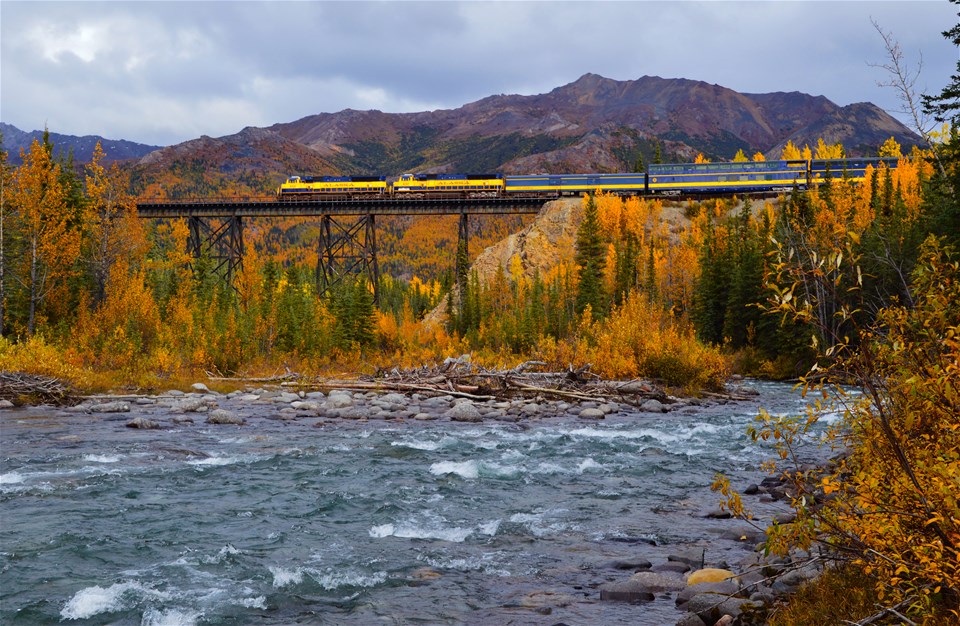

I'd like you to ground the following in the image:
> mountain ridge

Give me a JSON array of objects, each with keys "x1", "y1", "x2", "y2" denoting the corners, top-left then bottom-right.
[
  {"x1": 0, "y1": 122, "x2": 161, "y2": 166},
  {"x1": 3, "y1": 74, "x2": 920, "y2": 197}
]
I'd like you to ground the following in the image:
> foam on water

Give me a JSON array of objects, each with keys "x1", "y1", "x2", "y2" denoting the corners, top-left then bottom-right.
[
  {"x1": 269, "y1": 566, "x2": 303, "y2": 588},
  {"x1": 577, "y1": 458, "x2": 603, "y2": 473},
  {"x1": 391, "y1": 439, "x2": 441, "y2": 451},
  {"x1": 0, "y1": 471, "x2": 25, "y2": 485},
  {"x1": 61, "y1": 581, "x2": 168, "y2": 620},
  {"x1": 83, "y1": 454, "x2": 122, "y2": 463},
  {"x1": 309, "y1": 568, "x2": 388, "y2": 590},
  {"x1": 186, "y1": 455, "x2": 261, "y2": 467},
  {"x1": 429, "y1": 460, "x2": 478, "y2": 479},
  {"x1": 369, "y1": 509, "x2": 494, "y2": 543}
]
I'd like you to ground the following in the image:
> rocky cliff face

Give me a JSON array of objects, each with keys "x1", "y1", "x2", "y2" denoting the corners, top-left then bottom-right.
[{"x1": 423, "y1": 198, "x2": 583, "y2": 326}]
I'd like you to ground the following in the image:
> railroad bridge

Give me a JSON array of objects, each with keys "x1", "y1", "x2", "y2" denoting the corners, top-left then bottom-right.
[{"x1": 136, "y1": 196, "x2": 551, "y2": 303}]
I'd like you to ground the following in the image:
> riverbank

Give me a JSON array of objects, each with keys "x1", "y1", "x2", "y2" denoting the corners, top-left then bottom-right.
[{"x1": 1, "y1": 380, "x2": 826, "y2": 625}]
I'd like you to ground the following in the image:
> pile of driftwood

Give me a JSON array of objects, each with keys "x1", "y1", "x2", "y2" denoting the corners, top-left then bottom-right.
[
  {"x1": 292, "y1": 357, "x2": 672, "y2": 407},
  {"x1": 0, "y1": 371, "x2": 77, "y2": 406}
]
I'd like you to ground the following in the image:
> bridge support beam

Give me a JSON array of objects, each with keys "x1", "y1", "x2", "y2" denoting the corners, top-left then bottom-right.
[
  {"x1": 187, "y1": 215, "x2": 244, "y2": 285},
  {"x1": 455, "y1": 212, "x2": 469, "y2": 310},
  {"x1": 316, "y1": 213, "x2": 380, "y2": 304}
]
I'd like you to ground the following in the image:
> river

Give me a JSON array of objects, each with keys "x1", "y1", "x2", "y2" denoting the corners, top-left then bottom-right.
[{"x1": 0, "y1": 381, "x2": 827, "y2": 625}]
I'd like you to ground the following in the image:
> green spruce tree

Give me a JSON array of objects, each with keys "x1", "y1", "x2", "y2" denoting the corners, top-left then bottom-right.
[{"x1": 575, "y1": 195, "x2": 607, "y2": 318}]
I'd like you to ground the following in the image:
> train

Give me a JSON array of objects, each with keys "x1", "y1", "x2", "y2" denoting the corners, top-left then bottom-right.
[{"x1": 276, "y1": 157, "x2": 900, "y2": 201}]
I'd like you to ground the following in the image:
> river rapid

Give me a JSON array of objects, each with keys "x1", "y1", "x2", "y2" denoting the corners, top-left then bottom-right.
[{"x1": 1, "y1": 381, "x2": 828, "y2": 625}]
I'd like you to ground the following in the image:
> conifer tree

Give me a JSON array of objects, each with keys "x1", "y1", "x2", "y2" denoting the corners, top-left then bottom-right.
[{"x1": 575, "y1": 195, "x2": 607, "y2": 318}]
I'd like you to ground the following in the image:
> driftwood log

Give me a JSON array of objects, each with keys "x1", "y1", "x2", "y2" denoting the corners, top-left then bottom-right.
[{"x1": 0, "y1": 371, "x2": 78, "y2": 406}]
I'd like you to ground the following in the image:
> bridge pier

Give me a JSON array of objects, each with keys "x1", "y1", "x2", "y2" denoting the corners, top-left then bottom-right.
[
  {"x1": 456, "y1": 212, "x2": 469, "y2": 309},
  {"x1": 187, "y1": 215, "x2": 244, "y2": 285},
  {"x1": 316, "y1": 213, "x2": 380, "y2": 304}
]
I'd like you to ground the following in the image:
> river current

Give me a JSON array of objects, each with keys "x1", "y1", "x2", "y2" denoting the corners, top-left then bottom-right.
[{"x1": 1, "y1": 381, "x2": 827, "y2": 625}]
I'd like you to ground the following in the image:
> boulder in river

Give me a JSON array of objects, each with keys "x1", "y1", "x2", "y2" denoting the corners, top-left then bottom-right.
[
  {"x1": 598, "y1": 579, "x2": 656, "y2": 603},
  {"x1": 126, "y1": 416, "x2": 161, "y2": 429},
  {"x1": 206, "y1": 409, "x2": 245, "y2": 425},
  {"x1": 627, "y1": 570, "x2": 687, "y2": 592},
  {"x1": 446, "y1": 402, "x2": 482, "y2": 422},
  {"x1": 325, "y1": 391, "x2": 354, "y2": 409},
  {"x1": 640, "y1": 399, "x2": 667, "y2": 413}
]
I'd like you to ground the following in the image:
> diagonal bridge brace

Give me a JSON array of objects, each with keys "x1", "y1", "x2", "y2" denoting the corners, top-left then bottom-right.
[
  {"x1": 316, "y1": 213, "x2": 380, "y2": 304},
  {"x1": 188, "y1": 215, "x2": 244, "y2": 285}
]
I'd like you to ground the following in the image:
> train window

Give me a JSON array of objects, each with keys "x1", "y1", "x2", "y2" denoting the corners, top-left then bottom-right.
[{"x1": 718, "y1": 176, "x2": 726, "y2": 182}]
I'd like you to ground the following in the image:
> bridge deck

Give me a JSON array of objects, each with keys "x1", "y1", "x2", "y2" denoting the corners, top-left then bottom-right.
[{"x1": 136, "y1": 196, "x2": 554, "y2": 218}]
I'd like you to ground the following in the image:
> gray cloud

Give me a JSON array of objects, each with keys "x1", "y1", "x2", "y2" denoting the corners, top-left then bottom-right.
[{"x1": 1, "y1": 1, "x2": 955, "y2": 146}]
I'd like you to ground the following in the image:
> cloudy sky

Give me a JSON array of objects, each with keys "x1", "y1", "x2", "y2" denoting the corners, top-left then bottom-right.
[{"x1": 1, "y1": 1, "x2": 956, "y2": 147}]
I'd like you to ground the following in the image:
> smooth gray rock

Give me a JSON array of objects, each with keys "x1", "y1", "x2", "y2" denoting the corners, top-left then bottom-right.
[
  {"x1": 640, "y1": 399, "x2": 667, "y2": 413},
  {"x1": 325, "y1": 391, "x2": 354, "y2": 409},
  {"x1": 626, "y1": 571, "x2": 686, "y2": 593},
  {"x1": 675, "y1": 581, "x2": 741, "y2": 607},
  {"x1": 126, "y1": 416, "x2": 161, "y2": 429},
  {"x1": 0, "y1": 399, "x2": 14, "y2": 409},
  {"x1": 175, "y1": 398, "x2": 207, "y2": 413},
  {"x1": 685, "y1": 594, "x2": 756, "y2": 623},
  {"x1": 674, "y1": 614, "x2": 707, "y2": 626},
  {"x1": 446, "y1": 402, "x2": 482, "y2": 422},
  {"x1": 579, "y1": 407, "x2": 605, "y2": 419},
  {"x1": 206, "y1": 409, "x2": 244, "y2": 425},
  {"x1": 598, "y1": 580, "x2": 655, "y2": 603},
  {"x1": 668, "y1": 548, "x2": 707, "y2": 568},
  {"x1": 379, "y1": 393, "x2": 407, "y2": 405},
  {"x1": 653, "y1": 561, "x2": 693, "y2": 574},
  {"x1": 191, "y1": 382, "x2": 210, "y2": 393},
  {"x1": 607, "y1": 558, "x2": 652, "y2": 571}
]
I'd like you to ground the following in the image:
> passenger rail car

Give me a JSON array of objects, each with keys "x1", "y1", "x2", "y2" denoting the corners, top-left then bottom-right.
[
  {"x1": 647, "y1": 160, "x2": 809, "y2": 196},
  {"x1": 808, "y1": 157, "x2": 899, "y2": 184},
  {"x1": 276, "y1": 157, "x2": 900, "y2": 201},
  {"x1": 505, "y1": 173, "x2": 647, "y2": 197}
]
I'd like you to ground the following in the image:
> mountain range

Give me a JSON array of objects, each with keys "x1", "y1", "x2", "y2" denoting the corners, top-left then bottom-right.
[
  {"x1": 3, "y1": 74, "x2": 920, "y2": 198},
  {"x1": 0, "y1": 122, "x2": 161, "y2": 166}
]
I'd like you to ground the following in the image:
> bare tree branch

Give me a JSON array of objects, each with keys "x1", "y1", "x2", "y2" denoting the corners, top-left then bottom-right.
[{"x1": 869, "y1": 18, "x2": 947, "y2": 177}]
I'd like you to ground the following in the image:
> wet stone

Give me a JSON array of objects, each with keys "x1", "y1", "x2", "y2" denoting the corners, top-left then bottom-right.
[
  {"x1": 126, "y1": 416, "x2": 161, "y2": 429},
  {"x1": 206, "y1": 409, "x2": 244, "y2": 425}
]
